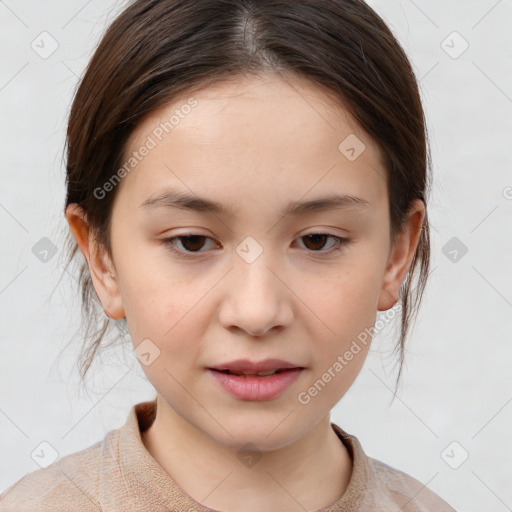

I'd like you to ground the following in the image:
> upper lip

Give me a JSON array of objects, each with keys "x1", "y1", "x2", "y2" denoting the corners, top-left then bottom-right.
[{"x1": 208, "y1": 358, "x2": 304, "y2": 373}]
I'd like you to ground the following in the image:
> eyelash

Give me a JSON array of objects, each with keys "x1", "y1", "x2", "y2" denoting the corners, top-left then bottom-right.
[{"x1": 161, "y1": 233, "x2": 349, "y2": 259}]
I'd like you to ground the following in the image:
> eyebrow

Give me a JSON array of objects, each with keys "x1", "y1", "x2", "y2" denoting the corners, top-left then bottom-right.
[{"x1": 139, "y1": 188, "x2": 371, "y2": 216}]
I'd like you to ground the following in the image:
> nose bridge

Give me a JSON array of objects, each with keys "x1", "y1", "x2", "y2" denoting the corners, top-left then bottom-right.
[
  {"x1": 219, "y1": 236, "x2": 292, "y2": 335},
  {"x1": 233, "y1": 236, "x2": 281, "y2": 301}
]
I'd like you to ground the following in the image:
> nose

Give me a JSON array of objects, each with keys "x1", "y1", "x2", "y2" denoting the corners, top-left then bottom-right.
[{"x1": 218, "y1": 248, "x2": 294, "y2": 337}]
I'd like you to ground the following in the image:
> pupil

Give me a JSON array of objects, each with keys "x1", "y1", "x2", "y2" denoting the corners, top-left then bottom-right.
[
  {"x1": 304, "y1": 234, "x2": 327, "y2": 251},
  {"x1": 183, "y1": 235, "x2": 205, "y2": 251}
]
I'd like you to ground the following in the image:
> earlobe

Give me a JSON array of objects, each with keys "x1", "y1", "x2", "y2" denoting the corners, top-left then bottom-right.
[
  {"x1": 377, "y1": 200, "x2": 425, "y2": 312},
  {"x1": 65, "y1": 204, "x2": 125, "y2": 320}
]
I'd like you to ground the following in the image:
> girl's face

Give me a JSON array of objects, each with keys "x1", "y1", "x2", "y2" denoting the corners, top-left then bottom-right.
[{"x1": 78, "y1": 73, "x2": 424, "y2": 450}]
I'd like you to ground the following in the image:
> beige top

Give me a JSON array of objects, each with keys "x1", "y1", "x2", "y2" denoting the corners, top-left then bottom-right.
[{"x1": 0, "y1": 398, "x2": 455, "y2": 511}]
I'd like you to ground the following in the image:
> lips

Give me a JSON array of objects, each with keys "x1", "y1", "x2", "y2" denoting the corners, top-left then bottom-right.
[
  {"x1": 214, "y1": 368, "x2": 285, "y2": 376},
  {"x1": 207, "y1": 360, "x2": 305, "y2": 401},
  {"x1": 208, "y1": 358, "x2": 304, "y2": 376}
]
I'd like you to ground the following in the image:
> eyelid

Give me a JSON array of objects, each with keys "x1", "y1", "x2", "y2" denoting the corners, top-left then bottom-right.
[{"x1": 161, "y1": 230, "x2": 350, "y2": 258}]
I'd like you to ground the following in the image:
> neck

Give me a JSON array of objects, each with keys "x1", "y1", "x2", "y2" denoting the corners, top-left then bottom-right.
[{"x1": 141, "y1": 397, "x2": 353, "y2": 512}]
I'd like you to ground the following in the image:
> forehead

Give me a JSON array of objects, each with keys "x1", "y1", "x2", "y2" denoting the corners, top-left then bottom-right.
[{"x1": 117, "y1": 73, "x2": 388, "y2": 212}]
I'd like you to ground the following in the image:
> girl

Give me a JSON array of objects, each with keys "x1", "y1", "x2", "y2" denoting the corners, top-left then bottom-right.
[{"x1": 1, "y1": 0, "x2": 455, "y2": 510}]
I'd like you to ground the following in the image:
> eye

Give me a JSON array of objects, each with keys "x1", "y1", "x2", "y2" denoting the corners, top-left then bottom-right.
[
  {"x1": 162, "y1": 234, "x2": 218, "y2": 256},
  {"x1": 295, "y1": 233, "x2": 348, "y2": 254},
  {"x1": 162, "y1": 232, "x2": 349, "y2": 258}
]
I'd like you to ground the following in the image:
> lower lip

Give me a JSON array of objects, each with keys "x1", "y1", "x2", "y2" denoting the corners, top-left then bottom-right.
[{"x1": 207, "y1": 368, "x2": 303, "y2": 401}]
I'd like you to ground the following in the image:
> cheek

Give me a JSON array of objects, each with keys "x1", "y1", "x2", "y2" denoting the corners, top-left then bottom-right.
[
  {"x1": 120, "y1": 276, "x2": 173, "y2": 339},
  {"x1": 295, "y1": 259, "x2": 380, "y2": 396},
  {"x1": 124, "y1": 282, "x2": 203, "y2": 391},
  {"x1": 116, "y1": 242, "x2": 191, "y2": 330},
  {"x1": 295, "y1": 259, "x2": 381, "y2": 335},
  {"x1": 117, "y1": 259, "x2": 211, "y2": 369}
]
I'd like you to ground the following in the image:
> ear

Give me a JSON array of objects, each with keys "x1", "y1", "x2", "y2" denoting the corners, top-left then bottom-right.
[
  {"x1": 65, "y1": 204, "x2": 125, "y2": 320},
  {"x1": 377, "y1": 199, "x2": 426, "y2": 311}
]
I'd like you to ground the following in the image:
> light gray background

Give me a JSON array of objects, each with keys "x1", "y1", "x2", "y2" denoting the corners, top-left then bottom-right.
[{"x1": 1, "y1": 1, "x2": 511, "y2": 510}]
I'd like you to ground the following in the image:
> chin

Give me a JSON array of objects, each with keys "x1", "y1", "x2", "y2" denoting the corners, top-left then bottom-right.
[{"x1": 200, "y1": 414, "x2": 309, "y2": 453}]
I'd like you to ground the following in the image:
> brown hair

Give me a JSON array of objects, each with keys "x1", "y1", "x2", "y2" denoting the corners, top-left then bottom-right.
[{"x1": 62, "y1": 0, "x2": 432, "y2": 389}]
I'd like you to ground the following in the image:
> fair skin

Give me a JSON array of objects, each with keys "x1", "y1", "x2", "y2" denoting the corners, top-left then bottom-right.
[{"x1": 66, "y1": 73, "x2": 425, "y2": 512}]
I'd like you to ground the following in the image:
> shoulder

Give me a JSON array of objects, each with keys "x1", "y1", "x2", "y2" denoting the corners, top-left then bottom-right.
[
  {"x1": 0, "y1": 434, "x2": 110, "y2": 512},
  {"x1": 331, "y1": 424, "x2": 456, "y2": 512},
  {"x1": 367, "y1": 457, "x2": 456, "y2": 511}
]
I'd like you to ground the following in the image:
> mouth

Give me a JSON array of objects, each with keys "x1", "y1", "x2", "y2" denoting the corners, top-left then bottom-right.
[
  {"x1": 207, "y1": 358, "x2": 305, "y2": 376},
  {"x1": 206, "y1": 359, "x2": 306, "y2": 401},
  {"x1": 209, "y1": 368, "x2": 300, "y2": 377}
]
